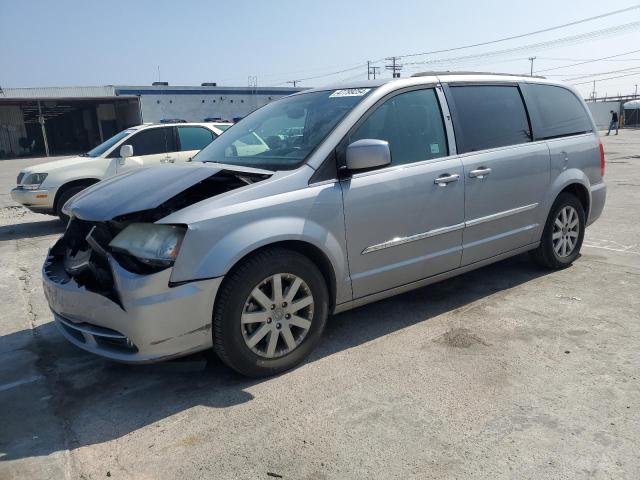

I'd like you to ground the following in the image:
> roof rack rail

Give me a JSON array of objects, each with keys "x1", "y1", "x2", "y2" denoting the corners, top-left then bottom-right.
[{"x1": 411, "y1": 71, "x2": 546, "y2": 79}]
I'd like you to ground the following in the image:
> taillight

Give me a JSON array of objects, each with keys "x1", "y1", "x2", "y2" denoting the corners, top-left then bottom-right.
[{"x1": 599, "y1": 141, "x2": 605, "y2": 177}]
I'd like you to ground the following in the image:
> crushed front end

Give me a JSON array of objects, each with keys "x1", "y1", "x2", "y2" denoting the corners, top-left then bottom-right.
[{"x1": 43, "y1": 217, "x2": 222, "y2": 362}]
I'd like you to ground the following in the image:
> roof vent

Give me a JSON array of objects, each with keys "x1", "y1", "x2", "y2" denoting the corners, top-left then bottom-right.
[
  {"x1": 152, "y1": 81, "x2": 169, "y2": 86},
  {"x1": 201, "y1": 82, "x2": 217, "y2": 87}
]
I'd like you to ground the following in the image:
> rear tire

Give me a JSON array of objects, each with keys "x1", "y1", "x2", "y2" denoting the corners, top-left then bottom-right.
[
  {"x1": 213, "y1": 248, "x2": 329, "y2": 377},
  {"x1": 55, "y1": 186, "x2": 85, "y2": 223},
  {"x1": 530, "y1": 192, "x2": 585, "y2": 269}
]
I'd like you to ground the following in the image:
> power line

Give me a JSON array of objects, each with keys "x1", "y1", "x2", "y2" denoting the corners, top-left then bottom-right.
[
  {"x1": 571, "y1": 71, "x2": 640, "y2": 86},
  {"x1": 264, "y1": 7, "x2": 640, "y2": 86},
  {"x1": 403, "y1": 21, "x2": 640, "y2": 68},
  {"x1": 389, "y1": 5, "x2": 640, "y2": 60},
  {"x1": 563, "y1": 65, "x2": 640, "y2": 82},
  {"x1": 536, "y1": 48, "x2": 640, "y2": 73}
]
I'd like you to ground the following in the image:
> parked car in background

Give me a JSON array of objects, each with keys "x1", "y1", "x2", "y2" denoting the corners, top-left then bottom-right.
[
  {"x1": 11, "y1": 122, "x2": 224, "y2": 221},
  {"x1": 160, "y1": 118, "x2": 188, "y2": 123},
  {"x1": 203, "y1": 118, "x2": 234, "y2": 132},
  {"x1": 42, "y1": 73, "x2": 606, "y2": 377},
  {"x1": 204, "y1": 121, "x2": 233, "y2": 132}
]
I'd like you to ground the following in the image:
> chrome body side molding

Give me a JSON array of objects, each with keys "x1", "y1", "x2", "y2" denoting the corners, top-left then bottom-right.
[
  {"x1": 362, "y1": 203, "x2": 539, "y2": 254},
  {"x1": 464, "y1": 203, "x2": 538, "y2": 227},
  {"x1": 361, "y1": 223, "x2": 465, "y2": 254}
]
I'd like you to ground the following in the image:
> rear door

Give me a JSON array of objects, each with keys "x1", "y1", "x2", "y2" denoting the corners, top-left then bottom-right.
[
  {"x1": 116, "y1": 127, "x2": 173, "y2": 172},
  {"x1": 175, "y1": 126, "x2": 216, "y2": 162},
  {"x1": 341, "y1": 87, "x2": 465, "y2": 299},
  {"x1": 444, "y1": 84, "x2": 550, "y2": 265}
]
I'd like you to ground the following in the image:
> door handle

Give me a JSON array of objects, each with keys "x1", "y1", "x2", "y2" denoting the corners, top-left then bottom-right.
[
  {"x1": 434, "y1": 173, "x2": 460, "y2": 186},
  {"x1": 469, "y1": 167, "x2": 492, "y2": 179}
]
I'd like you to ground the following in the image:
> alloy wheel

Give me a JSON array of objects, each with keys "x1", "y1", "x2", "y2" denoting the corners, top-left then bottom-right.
[
  {"x1": 241, "y1": 273, "x2": 314, "y2": 358},
  {"x1": 552, "y1": 206, "x2": 580, "y2": 258}
]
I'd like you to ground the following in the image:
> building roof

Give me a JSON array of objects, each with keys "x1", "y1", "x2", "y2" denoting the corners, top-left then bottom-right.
[{"x1": 0, "y1": 84, "x2": 302, "y2": 100}]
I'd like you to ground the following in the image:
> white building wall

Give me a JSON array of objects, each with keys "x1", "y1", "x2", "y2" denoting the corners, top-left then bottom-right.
[
  {"x1": 586, "y1": 101, "x2": 621, "y2": 130},
  {"x1": 138, "y1": 93, "x2": 280, "y2": 122},
  {"x1": 114, "y1": 86, "x2": 302, "y2": 123}
]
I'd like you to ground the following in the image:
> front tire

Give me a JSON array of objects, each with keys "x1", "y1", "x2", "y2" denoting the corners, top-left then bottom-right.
[
  {"x1": 531, "y1": 192, "x2": 585, "y2": 269},
  {"x1": 213, "y1": 248, "x2": 329, "y2": 377},
  {"x1": 55, "y1": 186, "x2": 85, "y2": 223}
]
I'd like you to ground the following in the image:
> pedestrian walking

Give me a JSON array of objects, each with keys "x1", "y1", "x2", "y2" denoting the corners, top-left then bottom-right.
[{"x1": 606, "y1": 110, "x2": 619, "y2": 135}]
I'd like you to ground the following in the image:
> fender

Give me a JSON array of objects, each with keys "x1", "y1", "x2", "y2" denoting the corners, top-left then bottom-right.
[
  {"x1": 167, "y1": 181, "x2": 352, "y2": 305},
  {"x1": 540, "y1": 167, "x2": 592, "y2": 223}
]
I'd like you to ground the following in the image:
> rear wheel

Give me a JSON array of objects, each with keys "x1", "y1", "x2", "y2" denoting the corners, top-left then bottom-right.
[
  {"x1": 531, "y1": 192, "x2": 585, "y2": 269},
  {"x1": 55, "y1": 185, "x2": 86, "y2": 223},
  {"x1": 213, "y1": 248, "x2": 329, "y2": 377}
]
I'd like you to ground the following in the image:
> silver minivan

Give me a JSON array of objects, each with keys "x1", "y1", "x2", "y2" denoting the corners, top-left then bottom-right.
[{"x1": 43, "y1": 73, "x2": 606, "y2": 376}]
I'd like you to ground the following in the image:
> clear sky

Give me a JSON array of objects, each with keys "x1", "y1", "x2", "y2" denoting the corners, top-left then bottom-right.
[{"x1": 1, "y1": 0, "x2": 639, "y2": 98}]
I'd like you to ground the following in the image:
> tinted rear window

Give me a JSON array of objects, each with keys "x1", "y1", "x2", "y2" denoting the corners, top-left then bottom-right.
[
  {"x1": 448, "y1": 85, "x2": 531, "y2": 153},
  {"x1": 526, "y1": 84, "x2": 592, "y2": 139}
]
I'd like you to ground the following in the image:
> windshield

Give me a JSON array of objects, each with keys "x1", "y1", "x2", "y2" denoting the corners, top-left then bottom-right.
[
  {"x1": 84, "y1": 129, "x2": 135, "y2": 158},
  {"x1": 194, "y1": 88, "x2": 372, "y2": 170}
]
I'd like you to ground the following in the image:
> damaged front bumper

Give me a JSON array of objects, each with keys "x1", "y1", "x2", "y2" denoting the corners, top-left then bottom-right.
[{"x1": 42, "y1": 234, "x2": 222, "y2": 363}]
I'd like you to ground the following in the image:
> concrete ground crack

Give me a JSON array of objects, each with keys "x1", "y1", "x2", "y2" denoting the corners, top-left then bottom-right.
[{"x1": 18, "y1": 265, "x2": 39, "y2": 331}]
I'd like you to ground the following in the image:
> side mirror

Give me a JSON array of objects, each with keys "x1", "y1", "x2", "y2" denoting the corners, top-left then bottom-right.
[
  {"x1": 119, "y1": 144, "x2": 133, "y2": 165},
  {"x1": 345, "y1": 139, "x2": 391, "y2": 172}
]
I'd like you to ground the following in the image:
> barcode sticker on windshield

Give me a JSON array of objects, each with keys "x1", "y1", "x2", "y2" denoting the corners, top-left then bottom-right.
[{"x1": 329, "y1": 88, "x2": 371, "y2": 98}]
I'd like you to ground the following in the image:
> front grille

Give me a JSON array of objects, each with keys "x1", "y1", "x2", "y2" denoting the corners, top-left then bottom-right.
[
  {"x1": 47, "y1": 219, "x2": 122, "y2": 306},
  {"x1": 17, "y1": 172, "x2": 25, "y2": 184},
  {"x1": 56, "y1": 315, "x2": 138, "y2": 353}
]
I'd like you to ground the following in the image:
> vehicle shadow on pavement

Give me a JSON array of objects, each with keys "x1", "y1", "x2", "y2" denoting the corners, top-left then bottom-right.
[
  {"x1": 0, "y1": 253, "x2": 552, "y2": 462},
  {"x1": 0, "y1": 219, "x2": 65, "y2": 241}
]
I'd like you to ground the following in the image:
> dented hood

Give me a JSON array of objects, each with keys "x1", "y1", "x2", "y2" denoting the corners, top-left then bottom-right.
[{"x1": 66, "y1": 163, "x2": 271, "y2": 221}]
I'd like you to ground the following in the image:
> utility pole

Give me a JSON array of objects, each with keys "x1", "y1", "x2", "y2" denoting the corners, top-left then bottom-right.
[
  {"x1": 635, "y1": 84, "x2": 638, "y2": 98},
  {"x1": 528, "y1": 56, "x2": 536, "y2": 76},
  {"x1": 287, "y1": 80, "x2": 299, "y2": 88},
  {"x1": 367, "y1": 61, "x2": 381, "y2": 80},
  {"x1": 592, "y1": 80, "x2": 596, "y2": 101},
  {"x1": 385, "y1": 57, "x2": 403, "y2": 78},
  {"x1": 37, "y1": 100, "x2": 50, "y2": 157}
]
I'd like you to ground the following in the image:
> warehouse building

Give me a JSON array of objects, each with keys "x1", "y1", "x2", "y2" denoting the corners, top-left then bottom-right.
[{"x1": 0, "y1": 83, "x2": 301, "y2": 158}]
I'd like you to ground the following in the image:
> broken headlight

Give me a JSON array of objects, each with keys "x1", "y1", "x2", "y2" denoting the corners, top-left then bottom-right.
[{"x1": 109, "y1": 223, "x2": 186, "y2": 267}]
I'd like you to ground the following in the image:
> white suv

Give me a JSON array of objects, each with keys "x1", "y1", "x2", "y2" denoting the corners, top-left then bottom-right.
[{"x1": 11, "y1": 122, "x2": 228, "y2": 220}]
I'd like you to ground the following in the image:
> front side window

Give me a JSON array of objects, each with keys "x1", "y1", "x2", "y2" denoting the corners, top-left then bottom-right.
[
  {"x1": 177, "y1": 126, "x2": 215, "y2": 151},
  {"x1": 349, "y1": 88, "x2": 448, "y2": 165},
  {"x1": 449, "y1": 85, "x2": 531, "y2": 153},
  {"x1": 125, "y1": 127, "x2": 174, "y2": 156},
  {"x1": 526, "y1": 84, "x2": 592, "y2": 139},
  {"x1": 194, "y1": 89, "x2": 373, "y2": 171}
]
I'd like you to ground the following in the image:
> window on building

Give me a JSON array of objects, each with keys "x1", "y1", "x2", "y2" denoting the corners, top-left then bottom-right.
[
  {"x1": 177, "y1": 126, "x2": 215, "y2": 151},
  {"x1": 448, "y1": 85, "x2": 531, "y2": 153},
  {"x1": 349, "y1": 88, "x2": 448, "y2": 165}
]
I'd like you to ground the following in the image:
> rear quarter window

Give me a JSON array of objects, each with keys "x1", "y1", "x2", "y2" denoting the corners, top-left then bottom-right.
[{"x1": 524, "y1": 84, "x2": 592, "y2": 139}]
